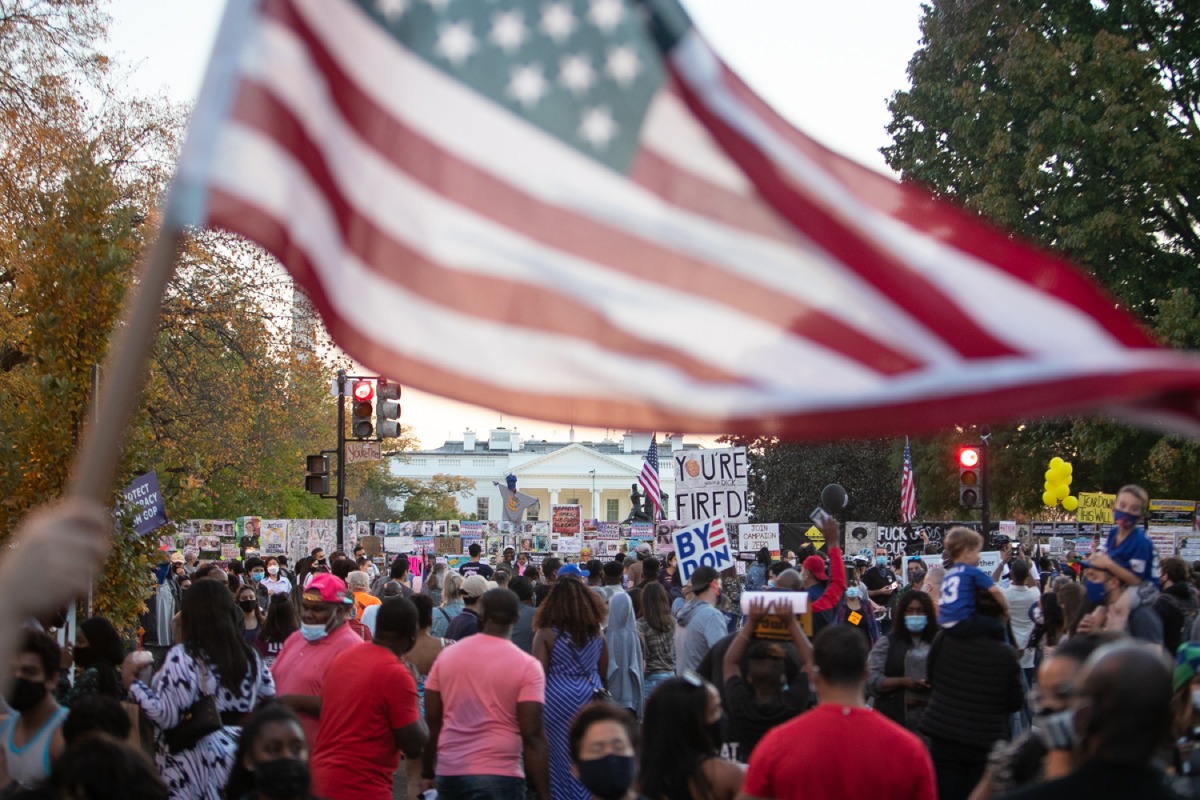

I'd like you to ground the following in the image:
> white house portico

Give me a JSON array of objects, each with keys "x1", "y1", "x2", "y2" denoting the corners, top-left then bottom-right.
[{"x1": 388, "y1": 429, "x2": 702, "y2": 521}]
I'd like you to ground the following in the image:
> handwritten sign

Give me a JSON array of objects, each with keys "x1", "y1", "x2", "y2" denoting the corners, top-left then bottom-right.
[
  {"x1": 1077, "y1": 492, "x2": 1115, "y2": 524},
  {"x1": 738, "y1": 523, "x2": 780, "y2": 558},
  {"x1": 673, "y1": 447, "x2": 749, "y2": 524},
  {"x1": 672, "y1": 517, "x2": 734, "y2": 581}
]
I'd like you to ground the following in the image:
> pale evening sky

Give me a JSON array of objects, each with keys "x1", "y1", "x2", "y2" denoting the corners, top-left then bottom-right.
[{"x1": 102, "y1": 0, "x2": 927, "y2": 448}]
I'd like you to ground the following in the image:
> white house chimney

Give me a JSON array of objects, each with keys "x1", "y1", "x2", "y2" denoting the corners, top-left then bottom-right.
[{"x1": 463, "y1": 430, "x2": 476, "y2": 452}]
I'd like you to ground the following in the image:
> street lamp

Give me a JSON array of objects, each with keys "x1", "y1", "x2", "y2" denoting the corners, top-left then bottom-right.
[{"x1": 589, "y1": 469, "x2": 597, "y2": 520}]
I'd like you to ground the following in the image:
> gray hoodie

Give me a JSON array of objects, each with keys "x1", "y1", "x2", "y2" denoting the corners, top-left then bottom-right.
[{"x1": 675, "y1": 598, "x2": 728, "y2": 675}]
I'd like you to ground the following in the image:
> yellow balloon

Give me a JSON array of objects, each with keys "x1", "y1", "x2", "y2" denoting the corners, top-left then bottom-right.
[
  {"x1": 1052, "y1": 466, "x2": 1070, "y2": 483},
  {"x1": 1062, "y1": 496, "x2": 1079, "y2": 512},
  {"x1": 1044, "y1": 481, "x2": 1054, "y2": 492},
  {"x1": 1055, "y1": 483, "x2": 1069, "y2": 500},
  {"x1": 1044, "y1": 469, "x2": 1056, "y2": 482},
  {"x1": 1063, "y1": 462, "x2": 1073, "y2": 474},
  {"x1": 1043, "y1": 490, "x2": 1057, "y2": 507},
  {"x1": 1049, "y1": 457, "x2": 1065, "y2": 469}
]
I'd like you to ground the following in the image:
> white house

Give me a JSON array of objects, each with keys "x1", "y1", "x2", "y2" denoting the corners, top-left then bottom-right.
[{"x1": 388, "y1": 429, "x2": 703, "y2": 521}]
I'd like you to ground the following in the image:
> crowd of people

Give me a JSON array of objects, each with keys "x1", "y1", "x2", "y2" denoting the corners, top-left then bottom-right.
[{"x1": 3, "y1": 486, "x2": 1200, "y2": 798}]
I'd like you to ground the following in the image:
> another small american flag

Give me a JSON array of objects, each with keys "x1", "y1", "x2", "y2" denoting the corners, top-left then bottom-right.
[
  {"x1": 640, "y1": 434, "x2": 663, "y2": 521},
  {"x1": 901, "y1": 436, "x2": 917, "y2": 523}
]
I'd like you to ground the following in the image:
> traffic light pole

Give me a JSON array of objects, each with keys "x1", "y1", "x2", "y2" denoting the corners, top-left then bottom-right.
[
  {"x1": 336, "y1": 369, "x2": 346, "y2": 552},
  {"x1": 980, "y1": 428, "x2": 991, "y2": 535}
]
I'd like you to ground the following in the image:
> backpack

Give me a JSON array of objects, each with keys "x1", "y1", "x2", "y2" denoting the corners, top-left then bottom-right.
[{"x1": 1159, "y1": 591, "x2": 1199, "y2": 646}]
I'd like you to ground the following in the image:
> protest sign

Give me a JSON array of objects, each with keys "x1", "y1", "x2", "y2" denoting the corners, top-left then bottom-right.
[
  {"x1": 434, "y1": 536, "x2": 462, "y2": 556},
  {"x1": 673, "y1": 447, "x2": 749, "y2": 524},
  {"x1": 1077, "y1": 492, "x2": 1115, "y2": 524},
  {"x1": 261, "y1": 520, "x2": 288, "y2": 555},
  {"x1": 552, "y1": 505, "x2": 582, "y2": 536},
  {"x1": 119, "y1": 471, "x2": 168, "y2": 535},
  {"x1": 672, "y1": 517, "x2": 734, "y2": 581},
  {"x1": 738, "y1": 523, "x2": 780, "y2": 558}
]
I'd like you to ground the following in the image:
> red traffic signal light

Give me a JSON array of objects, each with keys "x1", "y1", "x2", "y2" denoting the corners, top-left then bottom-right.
[
  {"x1": 958, "y1": 447, "x2": 980, "y2": 468},
  {"x1": 352, "y1": 380, "x2": 374, "y2": 402},
  {"x1": 957, "y1": 445, "x2": 982, "y2": 508}
]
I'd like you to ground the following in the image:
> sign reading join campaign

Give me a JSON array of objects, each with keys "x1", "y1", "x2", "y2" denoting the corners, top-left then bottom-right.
[
  {"x1": 672, "y1": 517, "x2": 734, "y2": 581},
  {"x1": 118, "y1": 471, "x2": 168, "y2": 535}
]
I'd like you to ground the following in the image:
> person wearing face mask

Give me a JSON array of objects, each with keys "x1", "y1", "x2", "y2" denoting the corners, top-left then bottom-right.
[
  {"x1": 0, "y1": 630, "x2": 68, "y2": 793},
  {"x1": 1085, "y1": 484, "x2": 1156, "y2": 591},
  {"x1": 261, "y1": 558, "x2": 291, "y2": 598},
  {"x1": 969, "y1": 634, "x2": 1111, "y2": 799},
  {"x1": 868, "y1": 590, "x2": 937, "y2": 736},
  {"x1": 244, "y1": 558, "x2": 269, "y2": 611},
  {"x1": 640, "y1": 675, "x2": 744, "y2": 800},
  {"x1": 1076, "y1": 562, "x2": 1163, "y2": 645},
  {"x1": 225, "y1": 704, "x2": 316, "y2": 800},
  {"x1": 58, "y1": 616, "x2": 125, "y2": 706},
  {"x1": 238, "y1": 586, "x2": 266, "y2": 648},
  {"x1": 833, "y1": 566, "x2": 881, "y2": 648},
  {"x1": 863, "y1": 547, "x2": 902, "y2": 636},
  {"x1": 270, "y1": 574, "x2": 363, "y2": 750},
  {"x1": 311, "y1": 598, "x2": 427, "y2": 800},
  {"x1": 569, "y1": 702, "x2": 642, "y2": 800},
  {"x1": 994, "y1": 641, "x2": 1180, "y2": 800}
]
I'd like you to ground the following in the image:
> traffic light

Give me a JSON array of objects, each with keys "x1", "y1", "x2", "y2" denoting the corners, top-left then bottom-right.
[
  {"x1": 350, "y1": 380, "x2": 374, "y2": 439},
  {"x1": 305, "y1": 454, "x2": 329, "y2": 494},
  {"x1": 958, "y1": 445, "x2": 981, "y2": 508},
  {"x1": 376, "y1": 380, "x2": 401, "y2": 438}
]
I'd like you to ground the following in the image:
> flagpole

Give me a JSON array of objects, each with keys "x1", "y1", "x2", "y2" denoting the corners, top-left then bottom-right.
[{"x1": 67, "y1": 221, "x2": 187, "y2": 503}]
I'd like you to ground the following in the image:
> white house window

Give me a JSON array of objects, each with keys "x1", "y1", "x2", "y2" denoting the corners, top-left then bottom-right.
[
  {"x1": 477, "y1": 497, "x2": 489, "y2": 519},
  {"x1": 567, "y1": 497, "x2": 580, "y2": 506},
  {"x1": 606, "y1": 498, "x2": 619, "y2": 522}
]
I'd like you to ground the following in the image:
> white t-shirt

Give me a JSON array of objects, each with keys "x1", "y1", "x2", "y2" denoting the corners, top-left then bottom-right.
[{"x1": 1004, "y1": 584, "x2": 1041, "y2": 668}]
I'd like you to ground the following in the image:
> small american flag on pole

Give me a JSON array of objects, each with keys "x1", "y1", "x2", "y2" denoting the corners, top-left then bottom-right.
[
  {"x1": 639, "y1": 434, "x2": 663, "y2": 521},
  {"x1": 164, "y1": 0, "x2": 1200, "y2": 439},
  {"x1": 901, "y1": 436, "x2": 917, "y2": 524}
]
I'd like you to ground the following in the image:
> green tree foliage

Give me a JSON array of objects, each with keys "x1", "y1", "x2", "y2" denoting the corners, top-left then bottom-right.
[
  {"x1": 881, "y1": 0, "x2": 1200, "y2": 515},
  {"x1": 0, "y1": 1, "x2": 340, "y2": 630},
  {"x1": 726, "y1": 437, "x2": 899, "y2": 523}
]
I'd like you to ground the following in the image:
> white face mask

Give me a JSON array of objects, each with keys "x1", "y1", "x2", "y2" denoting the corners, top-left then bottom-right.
[{"x1": 267, "y1": 565, "x2": 280, "y2": 576}]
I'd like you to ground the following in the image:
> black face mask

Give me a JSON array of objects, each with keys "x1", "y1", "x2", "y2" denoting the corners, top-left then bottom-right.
[
  {"x1": 7, "y1": 678, "x2": 46, "y2": 712},
  {"x1": 254, "y1": 758, "x2": 310, "y2": 799},
  {"x1": 577, "y1": 754, "x2": 635, "y2": 800},
  {"x1": 238, "y1": 599, "x2": 259, "y2": 613}
]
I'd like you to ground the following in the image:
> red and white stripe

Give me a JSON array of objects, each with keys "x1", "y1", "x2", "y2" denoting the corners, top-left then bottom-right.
[{"x1": 169, "y1": 0, "x2": 1200, "y2": 439}]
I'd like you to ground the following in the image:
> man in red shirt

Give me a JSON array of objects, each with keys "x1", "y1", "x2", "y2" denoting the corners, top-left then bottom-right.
[
  {"x1": 271, "y1": 572, "x2": 363, "y2": 747},
  {"x1": 311, "y1": 597, "x2": 428, "y2": 800},
  {"x1": 739, "y1": 626, "x2": 935, "y2": 800}
]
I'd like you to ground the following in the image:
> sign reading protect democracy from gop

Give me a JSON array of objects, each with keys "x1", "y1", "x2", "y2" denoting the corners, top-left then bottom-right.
[
  {"x1": 672, "y1": 517, "x2": 734, "y2": 581},
  {"x1": 673, "y1": 447, "x2": 749, "y2": 524}
]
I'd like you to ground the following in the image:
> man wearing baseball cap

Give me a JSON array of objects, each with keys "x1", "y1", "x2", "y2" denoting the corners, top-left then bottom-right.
[
  {"x1": 445, "y1": 574, "x2": 491, "y2": 641},
  {"x1": 272, "y1": 572, "x2": 363, "y2": 746}
]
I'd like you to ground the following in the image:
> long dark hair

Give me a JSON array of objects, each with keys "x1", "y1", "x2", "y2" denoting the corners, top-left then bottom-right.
[
  {"x1": 225, "y1": 703, "x2": 305, "y2": 800},
  {"x1": 235, "y1": 585, "x2": 264, "y2": 626},
  {"x1": 259, "y1": 593, "x2": 299, "y2": 644},
  {"x1": 641, "y1": 581, "x2": 674, "y2": 634},
  {"x1": 533, "y1": 578, "x2": 605, "y2": 646},
  {"x1": 77, "y1": 617, "x2": 125, "y2": 698},
  {"x1": 640, "y1": 677, "x2": 718, "y2": 800},
  {"x1": 180, "y1": 580, "x2": 253, "y2": 692},
  {"x1": 891, "y1": 590, "x2": 937, "y2": 646}
]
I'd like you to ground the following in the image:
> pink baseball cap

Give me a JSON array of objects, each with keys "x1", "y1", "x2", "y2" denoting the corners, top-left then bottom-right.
[{"x1": 303, "y1": 573, "x2": 353, "y2": 605}]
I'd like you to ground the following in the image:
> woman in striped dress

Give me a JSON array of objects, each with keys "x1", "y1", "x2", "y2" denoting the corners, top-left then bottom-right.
[{"x1": 533, "y1": 576, "x2": 609, "y2": 800}]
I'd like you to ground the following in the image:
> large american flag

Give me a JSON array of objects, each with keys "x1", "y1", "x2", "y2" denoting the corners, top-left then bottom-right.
[
  {"x1": 639, "y1": 434, "x2": 663, "y2": 521},
  {"x1": 900, "y1": 436, "x2": 916, "y2": 524},
  {"x1": 167, "y1": 0, "x2": 1200, "y2": 439}
]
